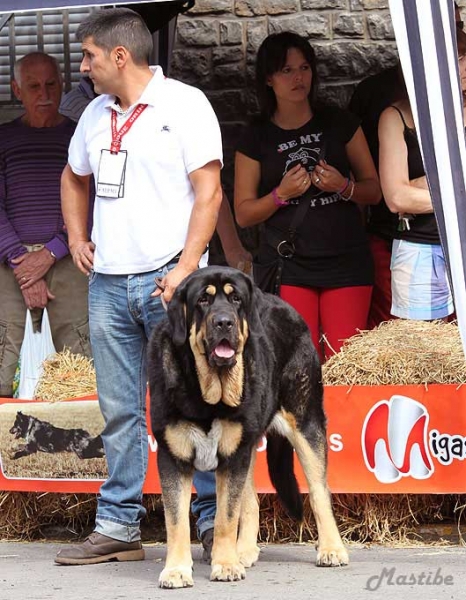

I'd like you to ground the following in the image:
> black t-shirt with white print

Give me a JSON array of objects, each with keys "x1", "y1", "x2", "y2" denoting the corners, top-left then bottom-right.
[{"x1": 237, "y1": 106, "x2": 373, "y2": 288}]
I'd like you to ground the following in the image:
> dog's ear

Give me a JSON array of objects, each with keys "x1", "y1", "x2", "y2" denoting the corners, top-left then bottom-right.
[
  {"x1": 244, "y1": 274, "x2": 263, "y2": 332},
  {"x1": 167, "y1": 279, "x2": 189, "y2": 346}
]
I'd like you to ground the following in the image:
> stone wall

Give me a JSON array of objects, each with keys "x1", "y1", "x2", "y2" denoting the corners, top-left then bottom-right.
[{"x1": 170, "y1": 0, "x2": 398, "y2": 194}]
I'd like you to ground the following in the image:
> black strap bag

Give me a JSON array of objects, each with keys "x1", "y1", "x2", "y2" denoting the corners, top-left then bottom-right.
[{"x1": 252, "y1": 197, "x2": 312, "y2": 295}]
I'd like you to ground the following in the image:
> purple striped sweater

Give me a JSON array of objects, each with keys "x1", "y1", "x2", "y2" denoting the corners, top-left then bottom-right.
[{"x1": 0, "y1": 116, "x2": 76, "y2": 267}]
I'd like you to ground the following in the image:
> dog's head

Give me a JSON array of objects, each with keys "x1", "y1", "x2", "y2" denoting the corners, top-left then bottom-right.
[
  {"x1": 166, "y1": 267, "x2": 259, "y2": 406},
  {"x1": 9, "y1": 411, "x2": 30, "y2": 439},
  {"x1": 168, "y1": 266, "x2": 255, "y2": 367}
]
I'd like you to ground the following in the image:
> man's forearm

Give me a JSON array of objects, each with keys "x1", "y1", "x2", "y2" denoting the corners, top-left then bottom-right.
[
  {"x1": 180, "y1": 162, "x2": 223, "y2": 271},
  {"x1": 61, "y1": 164, "x2": 91, "y2": 248},
  {"x1": 216, "y1": 191, "x2": 244, "y2": 254},
  {"x1": 179, "y1": 187, "x2": 222, "y2": 271},
  {"x1": 0, "y1": 206, "x2": 26, "y2": 264}
]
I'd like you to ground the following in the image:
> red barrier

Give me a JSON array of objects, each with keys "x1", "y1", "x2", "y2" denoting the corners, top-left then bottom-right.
[{"x1": 1, "y1": 384, "x2": 465, "y2": 493}]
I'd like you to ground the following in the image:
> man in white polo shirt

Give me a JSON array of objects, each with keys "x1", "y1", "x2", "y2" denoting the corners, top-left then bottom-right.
[{"x1": 56, "y1": 7, "x2": 222, "y2": 566}]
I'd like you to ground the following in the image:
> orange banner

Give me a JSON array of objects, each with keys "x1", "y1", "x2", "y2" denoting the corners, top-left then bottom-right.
[{"x1": 1, "y1": 385, "x2": 465, "y2": 493}]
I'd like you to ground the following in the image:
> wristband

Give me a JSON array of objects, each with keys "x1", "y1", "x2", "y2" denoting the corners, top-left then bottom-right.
[
  {"x1": 341, "y1": 180, "x2": 355, "y2": 202},
  {"x1": 338, "y1": 177, "x2": 350, "y2": 195},
  {"x1": 272, "y1": 187, "x2": 288, "y2": 207}
]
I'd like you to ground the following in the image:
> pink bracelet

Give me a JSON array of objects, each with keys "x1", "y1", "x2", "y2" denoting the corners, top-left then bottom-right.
[
  {"x1": 272, "y1": 187, "x2": 288, "y2": 207},
  {"x1": 341, "y1": 180, "x2": 355, "y2": 202},
  {"x1": 338, "y1": 177, "x2": 350, "y2": 195}
]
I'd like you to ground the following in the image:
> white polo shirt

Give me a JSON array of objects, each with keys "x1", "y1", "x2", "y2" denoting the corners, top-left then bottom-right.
[{"x1": 68, "y1": 66, "x2": 223, "y2": 274}]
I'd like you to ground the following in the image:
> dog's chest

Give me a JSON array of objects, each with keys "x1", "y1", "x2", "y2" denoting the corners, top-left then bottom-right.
[
  {"x1": 164, "y1": 417, "x2": 243, "y2": 469},
  {"x1": 190, "y1": 420, "x2": 223, "y2": 471}
]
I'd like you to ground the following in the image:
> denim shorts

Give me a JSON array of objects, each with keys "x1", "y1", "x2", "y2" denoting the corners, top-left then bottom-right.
[{"x1": 390, "y1": 239, "x2": 454, "y2": 320}]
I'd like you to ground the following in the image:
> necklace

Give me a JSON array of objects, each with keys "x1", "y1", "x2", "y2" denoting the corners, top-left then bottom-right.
[{"x1": 113, "y1": 102, "x2": 134, "y2": 117}]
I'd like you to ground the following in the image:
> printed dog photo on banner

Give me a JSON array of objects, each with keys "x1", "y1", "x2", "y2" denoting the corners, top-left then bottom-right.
[{"x1": 0, "y1": 400, "x2": 107, "y2": 481}]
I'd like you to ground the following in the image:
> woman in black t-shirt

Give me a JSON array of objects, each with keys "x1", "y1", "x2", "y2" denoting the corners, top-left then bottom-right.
[{"x1": 235, "y1": 32, "x2": 381, "y2": 361}]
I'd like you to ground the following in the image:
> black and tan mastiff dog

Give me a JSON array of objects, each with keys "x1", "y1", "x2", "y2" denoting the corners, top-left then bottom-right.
[{"x1": 148, "y1": 266, "x2": 348, "y2": 588}]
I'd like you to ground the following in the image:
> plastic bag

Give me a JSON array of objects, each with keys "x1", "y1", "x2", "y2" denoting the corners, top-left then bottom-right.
[{"x1": 14, "y1": 308, "x2": 56, "y2": 400}]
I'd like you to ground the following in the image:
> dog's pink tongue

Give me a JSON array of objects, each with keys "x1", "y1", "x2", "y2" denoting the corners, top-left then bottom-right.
[{"x1": 214, "y1": 342, "x2": 235, "y2": 358}]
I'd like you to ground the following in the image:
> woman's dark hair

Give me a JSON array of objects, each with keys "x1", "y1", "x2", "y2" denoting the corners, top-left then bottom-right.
[
  {"x1": 457, "y1": 26, "x2": 466, "y2": 57},
  {"x1": 255, "y1": 31, "x2": 318, "y2": 119}
]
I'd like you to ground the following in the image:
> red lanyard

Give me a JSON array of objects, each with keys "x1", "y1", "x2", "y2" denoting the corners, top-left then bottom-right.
[{"x1": 110, "y1": 103, "x2": 148, "y2": 154}]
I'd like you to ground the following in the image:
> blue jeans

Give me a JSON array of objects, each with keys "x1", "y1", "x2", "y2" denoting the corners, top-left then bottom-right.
[
  {"x1": 191, "y1": 470, "x2": 217, "y2": 538},
  {"x1": 89, "y1": 262, "x2": 216, "y2": 542}
]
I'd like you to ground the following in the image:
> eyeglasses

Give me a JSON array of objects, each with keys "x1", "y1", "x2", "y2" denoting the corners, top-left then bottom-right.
[{"x1": 457, "y1": 20, "x2": 464, "y2": 30}]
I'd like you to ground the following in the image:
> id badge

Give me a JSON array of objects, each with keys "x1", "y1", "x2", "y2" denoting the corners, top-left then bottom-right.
[{"x1": 97, "y1": 149, "x2": 128, "y2": 198}]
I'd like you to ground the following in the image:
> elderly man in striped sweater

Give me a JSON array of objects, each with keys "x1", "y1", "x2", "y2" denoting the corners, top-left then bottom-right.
[{"x1": 0, "y1": 51, "x2": 91, "y2": 398}]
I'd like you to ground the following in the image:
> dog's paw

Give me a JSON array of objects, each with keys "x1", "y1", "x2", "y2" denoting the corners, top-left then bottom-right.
[
  {"x1": 158, "y1": 566, "x2": 194, "y2": 588},
  {"x1": 316, "y1": 545, "x2": 349, "y2": 567},
  {"x1": 237, "y1": 544, "x2": 260, "y2": 568},
  {"x1": 210, "y1": 562, "x2": 246, "y2": 582}
]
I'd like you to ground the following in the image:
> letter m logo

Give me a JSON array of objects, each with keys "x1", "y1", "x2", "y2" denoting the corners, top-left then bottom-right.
[{"x1": 361, "y1": 395, "x2": 434, "y2": 483}]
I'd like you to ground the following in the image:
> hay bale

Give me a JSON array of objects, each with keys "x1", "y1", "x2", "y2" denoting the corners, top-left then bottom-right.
[
  {"x1": 322, "y1": 319, "x2": 466, "y2": 386},
  {"x1": 258, "y1": 493, "x2": 462, "y2": 545},
  {"x1": 1, "y1": 491, "x2": 464, "y2": 545},
  {"x1": 34, "y1": 349, "x2": 97, "y2": 402},
  {"x1": 0, "y1": 492, "x2": 97, "y2": 540}
]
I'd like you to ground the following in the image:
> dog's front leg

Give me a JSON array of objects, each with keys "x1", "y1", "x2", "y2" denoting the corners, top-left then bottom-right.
[
  {"x1": 9, "y1": 443, "x2": 34, "y2": 459},
  {"x1": 210, "y1": 457, "x2": 250, "y2": 582},
  {"x1": 158, "y1": 450, "x2": 194, "y2": 589},
  {"x1": 236, "y1": 449, "x2": 260, "y2": 567}
]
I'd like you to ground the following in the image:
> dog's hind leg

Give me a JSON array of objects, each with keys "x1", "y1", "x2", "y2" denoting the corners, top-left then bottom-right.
[
  {"x1": 236, "y1": 449, "x2": 260, "y2": 568},
  {"x1": 158, "y1": 452, "x2": 194, "y2": 589},
  {"x1": 210, "y1": 459, "x2": 250, "y2": 582},
  {"x1": 291, "y1": 427, "x2": 349, "y2": 567}
]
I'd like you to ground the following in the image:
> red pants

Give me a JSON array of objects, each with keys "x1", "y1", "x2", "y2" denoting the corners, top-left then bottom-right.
[
  {"x1": 280, "y1": 284, "x2": 372, "y2": 362},
  {"x1": 368, "y1": 234, "x2": 393, "y2": 329}
]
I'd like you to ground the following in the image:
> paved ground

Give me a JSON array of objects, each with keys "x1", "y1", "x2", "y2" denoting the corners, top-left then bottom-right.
[{"x1": 1, "y1": 541, "x2": 465, "y2": 600}]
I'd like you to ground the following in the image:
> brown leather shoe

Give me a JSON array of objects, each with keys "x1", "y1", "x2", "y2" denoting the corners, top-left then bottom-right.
[{"x1": 55, "y1": 532, "x2": 145, "y2": 565}]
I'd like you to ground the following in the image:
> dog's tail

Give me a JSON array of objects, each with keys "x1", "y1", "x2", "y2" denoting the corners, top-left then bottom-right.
[{"x1": 266, "y1": 432, "x2": 303, "y2": 521}]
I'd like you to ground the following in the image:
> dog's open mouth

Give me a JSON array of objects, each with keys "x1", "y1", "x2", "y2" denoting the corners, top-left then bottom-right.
[
  {"x1": 213, "y1": 340, "x2": 235, "y2": 359},
  {"x1": 209, "y1": 339, "x2": 236, "y2": 367}
]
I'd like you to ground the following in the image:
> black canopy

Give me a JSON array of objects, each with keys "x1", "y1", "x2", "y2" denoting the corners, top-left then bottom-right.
[
  {"x1": 0, "y1": 0, "x2": 191, "y2": 14},
  {"x1": 0, "y1": 1, "x2": 194, "y2": 68}
]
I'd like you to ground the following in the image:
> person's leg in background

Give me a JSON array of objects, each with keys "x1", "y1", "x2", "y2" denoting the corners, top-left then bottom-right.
[
  {"x1": 45, "y1": 254, "x2": 91, "y2": 358},
  {"x1": 191, "y1": 471, "x2": 217, "y2": 562},
  {"x1": 368, "y1": 234, "x2": 393, "y2": 329},
  {"x1": 0, "y1": 263, "x2": 27, "y2": 397},
  {"x1": 319, "y1": 285, "x2": 373, "y2": 360},
  {"x1": 280, "y1": 284, "x2": 322, "y2": 361}
]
